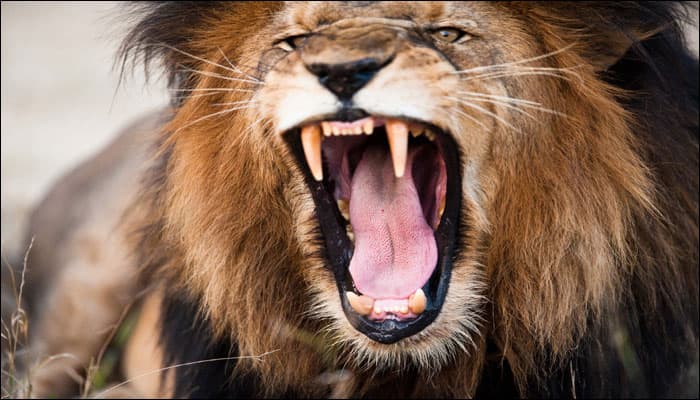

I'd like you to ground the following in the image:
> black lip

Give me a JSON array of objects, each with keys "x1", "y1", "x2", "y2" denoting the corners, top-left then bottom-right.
[{"x1": 284, "y1": 109, "x2": 462, "y2": 344}]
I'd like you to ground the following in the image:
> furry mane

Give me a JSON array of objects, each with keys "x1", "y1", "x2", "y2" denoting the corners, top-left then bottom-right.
[{"x1": 119, "y1": 2, "x2": 698, "y2": 397}]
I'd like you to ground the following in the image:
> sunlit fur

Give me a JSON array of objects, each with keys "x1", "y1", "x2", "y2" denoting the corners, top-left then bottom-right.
[{"x1": 119, "y1": 1, "x2": 698, "y2": 397}]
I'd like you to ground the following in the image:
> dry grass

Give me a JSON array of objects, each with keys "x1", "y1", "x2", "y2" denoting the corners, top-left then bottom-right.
[
  {"x1": 0, "y1": 238, "x2": 118, "y2": 399},
  {"x1": 0, "y1": 242, "x2": 301, "y2": 398}
]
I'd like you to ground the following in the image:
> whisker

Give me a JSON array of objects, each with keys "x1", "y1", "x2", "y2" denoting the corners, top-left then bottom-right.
[
  {"x1": 170, "y1": 87, "x2": 255, "y2": 93},
  {"x1": 451, "y1": 108, "x2": 490, "y2": 131},
  {"x1": 174, "y1": 105, "x2": 254, "y2": 133},
  {"x1": 152, "y1": 42, "x2": 262, "y2": 82},
  {"x1": 461, "y1": 65, "x2": 582, "y2": 83},
  {"x1": 172, "y1": 91, "x2": 232, "y2": 101},
  {"x1": 95, "y1": 350, "x2": 279, "y2": 398},
  {"x1": 446, "y1": 97, "x2": 519, "y2": 131},
  {"x1": 217, "y1": 47, "x2": 261, "y2": 82},
  {"x1": 210, "y1": 100, "x2": 258, "y2": 107},
  {"x1": 211, "y1": 99, "x2": 258, "y2": 105},
  {"x1": 452, "y1": 96, "x2": 538, "y2": 121},
  {"x1": 459, "y1": 70, "x2": 574, "y2": 83},
  {"x1": 456, "y1": 91, "x2": 541, "y2": 106},
  {"x1": 451, "y1": 43, "x2": 577, "y2": 75},
  {"x1": 180, "y1": 67, "x2": 263, "y2": 86},
  {"x1": 456, "y1": 92, "x2": 568, "y2": 117},
  {"x1": 240, "y1": 116, "x2": 271, "y2": 137}
]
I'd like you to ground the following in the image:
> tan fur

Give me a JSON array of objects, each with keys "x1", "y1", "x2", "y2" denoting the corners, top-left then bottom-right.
[
  {"x1": 122, "y1": 291, "x2": 174, "y2": 398},
  {"x1": 18, "y1": 2, "x2": 697, "y2": 398},
  {"x1": 17, "y1": 113, "x2": 163, "y2": 397}
]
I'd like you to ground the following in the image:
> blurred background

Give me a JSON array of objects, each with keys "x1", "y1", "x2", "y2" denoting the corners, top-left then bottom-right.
[
  {"x1": 0, "y1": 2, "x2": 698, "y2": 259},
  {"x1": 1, "y1": 2, "x2": 169, "y2": 257}
]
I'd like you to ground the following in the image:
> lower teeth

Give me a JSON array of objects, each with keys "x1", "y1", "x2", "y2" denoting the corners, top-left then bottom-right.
[{"x1": 346, "y1": 224, "x2": 354, "y2": 242}]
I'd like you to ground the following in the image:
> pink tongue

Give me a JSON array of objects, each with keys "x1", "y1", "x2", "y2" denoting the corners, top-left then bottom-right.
[{"x1": 348, "y1": 144, "x2": 437, "y2": 299}]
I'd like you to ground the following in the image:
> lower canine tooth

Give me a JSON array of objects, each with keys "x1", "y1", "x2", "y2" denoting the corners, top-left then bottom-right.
[
  {"x1": 300, "y1": 125, "x2": 323, "y2": 181},
  {"x1": 337, "y1": 199, "x2": 350, "y2": 221},
  {"x1": 346, "y1": 292, "x2": 374, "y2": 316},
  {"x1": 408, "y1": 288, "x2": 427, "y2": 314}
]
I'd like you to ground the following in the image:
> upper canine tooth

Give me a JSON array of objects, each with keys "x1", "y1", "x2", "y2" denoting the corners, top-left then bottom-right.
[
  {"x1": 425, "y1": 130, "x2": 436, "y2": 142},
  {"x1": 301, "y1": 125, "x2": 323, "y2": 181},
  {"x1": 321, "y1": 122, "x2": 332, "y2": 136},
  {"x1": 363, "y1": 119, "x2": 374, "y2": 135},
  {"x1": 386, "y1": 119, "x2": 409, "y2": 178},
  {"x1": 346, "y1": 292, "x2": 374, "y2": 316},
  {"x1": 408, "y1": 288, "x2": 426, "y2": 314}
]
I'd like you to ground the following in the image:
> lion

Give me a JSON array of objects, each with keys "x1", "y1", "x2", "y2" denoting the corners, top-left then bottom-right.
[{"x1": 9, "y1": 1, "x2": 698, "y2": 398}]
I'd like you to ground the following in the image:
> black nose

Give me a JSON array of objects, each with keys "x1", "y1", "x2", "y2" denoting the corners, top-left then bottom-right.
[{"x1": 307, "y1": 58, "x2": 387, "y2": 101}]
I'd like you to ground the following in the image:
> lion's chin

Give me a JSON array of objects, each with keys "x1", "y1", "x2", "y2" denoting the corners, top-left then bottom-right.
[{"x1": 284, "y1": 111, "x2": 463, "y2": 344}]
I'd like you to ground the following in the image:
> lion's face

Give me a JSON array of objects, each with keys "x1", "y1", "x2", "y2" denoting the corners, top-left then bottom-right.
[
  {"x1": 252, "y1": 2, "x2": 554, "y2": 362},
  {"x1": 156, "y1": 0, "x2": 656, "y2": 381}
]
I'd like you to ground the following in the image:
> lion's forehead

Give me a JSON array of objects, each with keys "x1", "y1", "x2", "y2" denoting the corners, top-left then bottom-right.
[{"x1": 280, "y1": 1, "x2": 493, "y2": 30}]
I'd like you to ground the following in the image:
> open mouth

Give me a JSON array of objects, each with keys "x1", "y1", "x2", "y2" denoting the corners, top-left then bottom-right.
[{"x1": 284, "y1": 110, "x2": 461, "y2": 344}]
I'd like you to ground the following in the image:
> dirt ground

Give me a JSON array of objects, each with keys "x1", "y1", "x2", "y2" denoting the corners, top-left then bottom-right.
[{"x1": 0, "y1": 3, "x2": 697, "y2": 257}]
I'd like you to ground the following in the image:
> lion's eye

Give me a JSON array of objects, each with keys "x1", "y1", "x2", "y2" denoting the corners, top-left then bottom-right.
[
  {"x1": 279, "y1": 34, "x2": 309, "y2": 51},
  {"x1": 431, "y1": 27, "x2": 468, "y2": 43}
]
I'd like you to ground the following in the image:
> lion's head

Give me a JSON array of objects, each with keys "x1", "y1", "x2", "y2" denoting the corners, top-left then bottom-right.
[{"x1": 122, "y1": 2, "x2": 698, "y2": 397}]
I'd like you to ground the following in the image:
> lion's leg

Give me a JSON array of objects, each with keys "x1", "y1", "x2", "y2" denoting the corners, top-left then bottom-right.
[
  {"x1": 15, "y1": 114, "x2": 160, "y2": 397},
  {"x1": 27, "y1": 234, "x2": 138, "y2": 397}
]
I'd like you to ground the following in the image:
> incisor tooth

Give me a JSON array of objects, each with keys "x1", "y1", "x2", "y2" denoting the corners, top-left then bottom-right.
[
  {"x1": 346, "y1": 292, "x2": 374, "y2": 316},
  {"x1": 354, "y1": 126, "x2": 363, "y2": 135},
  {"x1": 332, "y1": 126, "x2": 340, "y2": 136},
  {"x1": 363, "y1": 119, "x2": 374, "y2": 134},
  {"x1": 408, "y1": 288, "x2": 426, "y2": 314},
  {"x1": 321, "y1": 122, "x2": 332, "y2": 136},
  {"x1": 301, "y1": 125, "x2": 323, "y2": 181},
  {"x1": 410, "y1": 123, "x2": 424, "y2": 138},
  {"x1": 386, "y1": 119, "x2": 409, "y2": 178}
]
